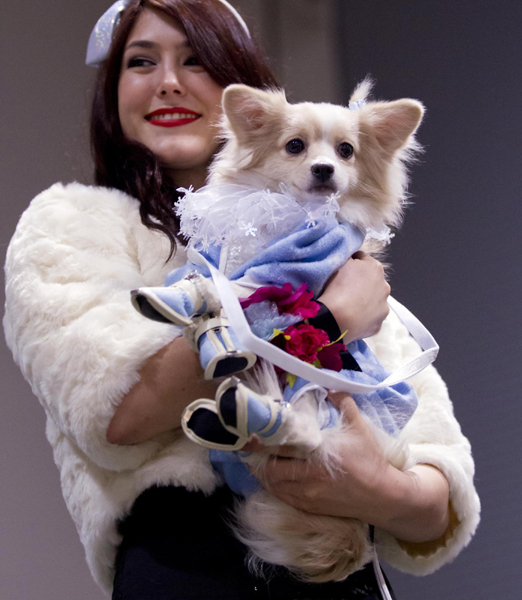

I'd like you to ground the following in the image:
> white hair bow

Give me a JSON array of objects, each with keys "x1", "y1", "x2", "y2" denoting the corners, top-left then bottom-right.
[
  {"x1": 86, "y1": 0, "x2": 131, "y2": 67},
  {"x1": 86, "y1": 0, "x2": 250, "y2": 67}
]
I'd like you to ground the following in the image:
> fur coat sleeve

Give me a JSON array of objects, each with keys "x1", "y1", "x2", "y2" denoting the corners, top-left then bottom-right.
[
  {"x1": 368, "y1": 312, "x2": 480, "y2": 574},
  {"x1": 3, "y1": 183, "x2": 186, "y2": 472}
]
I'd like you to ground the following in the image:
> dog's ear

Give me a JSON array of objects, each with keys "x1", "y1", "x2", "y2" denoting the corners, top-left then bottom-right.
[
  {"x1": 222, "y1": 84, "x2": 287, "y2": 140},
  {"x1": 360, "y1": 99, "x2": 424, "y2": 154}
]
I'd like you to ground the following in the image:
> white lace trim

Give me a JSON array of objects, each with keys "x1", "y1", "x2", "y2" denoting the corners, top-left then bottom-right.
[
  {"x1": 365, "y1": 226, "x2": 395, "y2": 245},
  {"x1": 176, "y1": 184, "x2": 341, "y2": 276}
]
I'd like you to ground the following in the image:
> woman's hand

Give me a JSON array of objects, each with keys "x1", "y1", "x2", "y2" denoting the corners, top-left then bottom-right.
[
  {"x1": 249, "y1": 392, "x2": 450, "y2": 544},
  {"x1": 318, "y1": 252, "x2": 390, "y2": 343}
]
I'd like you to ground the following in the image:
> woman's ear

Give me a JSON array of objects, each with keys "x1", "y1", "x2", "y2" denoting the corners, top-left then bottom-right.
[
  {"x1": 222, "y1": 84, "x2": 287, "y2": 141},
  {"x1": 360, "y1": 99, "x2": 425, "y2": 154}
]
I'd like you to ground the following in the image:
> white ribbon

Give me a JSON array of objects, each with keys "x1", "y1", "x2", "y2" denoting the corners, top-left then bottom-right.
[
  {"x1": 192, "y1": 250, "x2": 439, "y2": 394},
  {"x1": 373, "y1": 549, "x2": 394, "y2": 600}
]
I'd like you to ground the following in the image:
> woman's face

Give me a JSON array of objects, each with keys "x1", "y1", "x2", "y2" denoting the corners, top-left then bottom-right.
[{"x1": 118, "y1": 8, "x2": 224, "y2": 186}]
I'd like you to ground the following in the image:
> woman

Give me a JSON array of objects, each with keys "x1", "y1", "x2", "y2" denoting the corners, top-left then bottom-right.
[{"x1": 3, "y1": 1, "x2": 480, "y2": 598}]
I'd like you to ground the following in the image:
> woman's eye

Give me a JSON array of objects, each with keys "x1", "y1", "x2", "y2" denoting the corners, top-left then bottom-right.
[
  {"x1": 184, "y1": 55, "x2": 201, "y2": 67},
  {"x1": 338, "y1": 142, "x2": 354, "y2": 159},
  {"x1": 286, "y1": 139, "x2": 306, "y2": 155},
  {"x1": 127, "y1": 57, "x2": 155, "y2": 68}
]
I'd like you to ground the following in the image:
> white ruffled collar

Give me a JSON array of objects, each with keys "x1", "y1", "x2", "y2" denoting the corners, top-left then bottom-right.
[
  {"x1": 175, "y1": 184, "x2": 393, "y2": 276},
  {"x1": 176, "y1": 184, "x2": 340, "y2": 248}
]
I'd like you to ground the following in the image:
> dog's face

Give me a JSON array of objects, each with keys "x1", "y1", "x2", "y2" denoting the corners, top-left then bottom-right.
[
  {"x1": 210, "y1": 83, "x2": 424, "y2": 230},
  {"x1": 244, "y1": 101, "x2": 361, "y2": 203}
]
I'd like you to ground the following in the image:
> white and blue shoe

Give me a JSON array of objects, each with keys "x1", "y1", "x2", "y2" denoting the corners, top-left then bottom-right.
[
  {"x1": 181, "y1": 378, "x2": 285, "y2": 451},
  {"x1": 215, "y1": 377, "x2": 285, "y2": 442},
  {"x1": 131, "y1": 273, "x2": 212, "y2": 327},
  {"x1": 181, "y1": 399, "x2": 247, "y2": 451},
  {"x1": 194, "y1": 317, "x2": 257, "y2": 380},
  {"x1": 132, "y1": 275, "x2": 257, "y2": 380}
]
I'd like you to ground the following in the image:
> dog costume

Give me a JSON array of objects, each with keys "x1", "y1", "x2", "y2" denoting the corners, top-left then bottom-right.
[{"x1": 133, "y1": 183, "x2": 420, "y2": 496}]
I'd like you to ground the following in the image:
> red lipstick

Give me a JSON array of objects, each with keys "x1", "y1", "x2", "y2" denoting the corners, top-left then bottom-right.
[{"x1": 145, "y1": 107, "x2": 201, "y2": 128}]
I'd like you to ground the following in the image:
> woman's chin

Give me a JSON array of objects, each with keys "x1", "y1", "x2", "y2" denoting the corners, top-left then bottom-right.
[{"x1": 155, "y1": 142, "x2": 217, "y2": 175}]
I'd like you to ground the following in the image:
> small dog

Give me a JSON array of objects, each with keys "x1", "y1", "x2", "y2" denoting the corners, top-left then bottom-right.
[
  {"x1": 211, "y1": 79, "x2": 421, "y2": 235},
  {"x1": 133, "y1": 80, "x2": 424, "y2": 581}
]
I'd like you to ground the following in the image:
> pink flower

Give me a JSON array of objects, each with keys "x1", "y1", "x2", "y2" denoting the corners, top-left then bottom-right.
[
  {"x1": 273, "y1": 324, "x2": 330, "y2": 364},
  {"x1": 240, "y1": 283, "x2": 320, "y2": 319}
]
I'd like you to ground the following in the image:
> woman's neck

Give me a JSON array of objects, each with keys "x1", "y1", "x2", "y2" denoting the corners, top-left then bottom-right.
[{"x1": 167, "y1": 166, "x2": 208, "y2": 191}]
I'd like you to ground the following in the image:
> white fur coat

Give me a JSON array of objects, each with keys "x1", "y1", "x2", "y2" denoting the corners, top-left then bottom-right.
[{"x1": 3, "y1": 183, "x2": 480, "y2": 596}]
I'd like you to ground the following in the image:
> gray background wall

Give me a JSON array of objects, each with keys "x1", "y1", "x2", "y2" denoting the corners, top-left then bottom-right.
[{"x1": 1, "y1": 0, "x2": 521, "y2": 598}]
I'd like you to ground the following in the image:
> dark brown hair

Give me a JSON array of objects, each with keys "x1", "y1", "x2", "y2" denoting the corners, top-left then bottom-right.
[{"x1": 90, "y1": 0, "x2": 278, "y2": 257}]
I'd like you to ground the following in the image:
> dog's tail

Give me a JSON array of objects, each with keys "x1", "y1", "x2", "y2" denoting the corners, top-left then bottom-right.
[{"x1": 234, "y1": 491, "x2": 374, "y2": 583}]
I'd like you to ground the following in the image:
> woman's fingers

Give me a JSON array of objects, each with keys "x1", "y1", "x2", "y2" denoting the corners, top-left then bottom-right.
[
  {"x1": 242, "y1": 438, "x2": 310, "y2": 458},
  {"x1": 261, "y1": 481, "x2": 326, "y2": 512},
  {"x1": 249, "y1": 395, "x2": 361, "y2": 485},
  {"x1": 328, "y1": 391, "x2": 360, "y2": 424},
  {"x1": 255, "y1": 455, "x2": 319, "y2": 484}
]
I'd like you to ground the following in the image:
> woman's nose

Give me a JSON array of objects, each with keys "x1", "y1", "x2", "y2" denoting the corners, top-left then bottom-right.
[{"x1": 157, "y1": 67, "x2": 185, "y2": 98}]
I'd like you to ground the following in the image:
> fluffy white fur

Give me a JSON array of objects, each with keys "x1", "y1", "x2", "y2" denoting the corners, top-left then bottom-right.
[
  {"x1": 4, "y1": 183, "x2": 222, "y2": 593},
  {"x1": 198, "y1": 82, "x2": 425, "y2": 581},
  {"x1": 3, "y1": 172, "x2": 480, "y2": 590}
]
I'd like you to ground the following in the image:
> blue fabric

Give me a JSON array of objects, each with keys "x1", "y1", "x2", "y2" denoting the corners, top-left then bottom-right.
[
  {"x1": 153, "y1": 287, "x2": 195, "y2": 318},
  {"x1": 230, "y1": 217, "x2": 363, "y2": 296},
  {"x1": 167, "y1": 218, "x2": 363, "y2": 298},
  {"x1": 197, "y1": 326, "x2": 250, "y2": 372},
  {"x1": 209, "y1": 450, "x2": 262, "y2": 496},
  {"x1": 164, "y1": 258, "x2": 211, "y2": 285},
  {"x1": 345, "y1": 340, "x2": 418, "y2": 436},
  {"x1": 284, "y1": 340, "x2": 418, "y2": 438},
  {"x1": 246, "y1": 395, "x2": 273, "y2": 433}
]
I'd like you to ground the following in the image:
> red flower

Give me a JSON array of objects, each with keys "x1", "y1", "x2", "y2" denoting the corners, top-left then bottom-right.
[
  {"x1": 274, "y1": 324, "x2": 330, "y2": 364},
  {"x1": 240, "y1": 283, "x2": 320, "y2": 319},
  {"x1": 316, "y1": 342, "x2": 345, "y2": 372}
]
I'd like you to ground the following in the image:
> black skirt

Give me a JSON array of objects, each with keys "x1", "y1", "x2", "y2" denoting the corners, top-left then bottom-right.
[{"x1": 112, "y1": 485, "x2": 396, "y2": 600}]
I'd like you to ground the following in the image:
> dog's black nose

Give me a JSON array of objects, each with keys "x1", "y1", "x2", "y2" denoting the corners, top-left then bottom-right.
[{"x1": 311, "y1": 163, "x2": 334, "y2": 183}]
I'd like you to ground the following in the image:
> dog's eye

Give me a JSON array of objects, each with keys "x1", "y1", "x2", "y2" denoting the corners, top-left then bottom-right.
[
  {"x1": 286, "y1": 139, "x2": 305, "y2": 155},
  {"x1": 338, "y1": 142, "x2": 354, "y2": 159}
]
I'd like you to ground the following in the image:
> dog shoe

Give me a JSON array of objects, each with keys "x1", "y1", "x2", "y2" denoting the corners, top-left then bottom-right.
[
  {"x1": 131, "y1": 273, "x2": 210, "y2": 327},
  {"x1": 195, "y1": 317, "x2": 257, "y2": 379},
  {"x1": 181, "y1": 399, "x2": 248, "y2": 451},
  {"x1": 215, "y1": 377, "x2": 284, "y2": 440}
]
